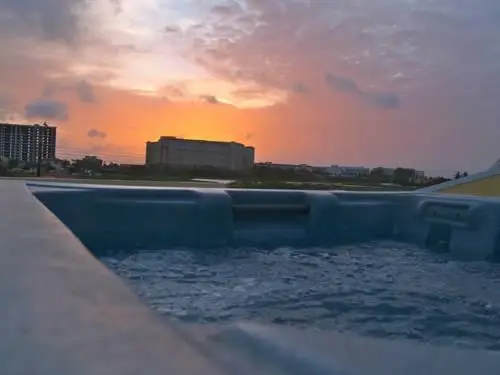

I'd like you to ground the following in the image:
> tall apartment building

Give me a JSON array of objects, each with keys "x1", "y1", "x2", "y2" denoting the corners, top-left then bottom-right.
[
  {"x1": 0, "y1": 123, "x2": 57, "y2": 162},
  {"x1": 145, "y1": 136, "x2": 255, "y2": 171}
]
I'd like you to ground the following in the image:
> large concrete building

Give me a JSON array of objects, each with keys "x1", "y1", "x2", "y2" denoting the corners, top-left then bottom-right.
[
  {"x1": 0, "y1": 123, "x2": 57, "y2": 162},
  {"x1": 145, "y1": 136, "x2": 255, "y2": 171}
]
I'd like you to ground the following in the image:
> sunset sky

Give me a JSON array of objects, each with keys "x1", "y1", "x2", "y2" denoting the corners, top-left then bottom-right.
[{"x1": 1, "y1": 0, "x2": 500, "y2": 176}]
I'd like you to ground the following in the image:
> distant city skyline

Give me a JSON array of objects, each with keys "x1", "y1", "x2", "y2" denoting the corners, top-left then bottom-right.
[
  {"x1": 1, "y1": 1, "x2": 499, "y2": 176},
  {"x1": 0, "y1": 120, "x2": 474, "y2": 178}
]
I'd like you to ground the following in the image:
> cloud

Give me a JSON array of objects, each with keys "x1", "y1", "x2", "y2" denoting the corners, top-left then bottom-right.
[
  {"x1": 39, "y1": 80, "x2": 97, "y2": 103},
  {"x1": 0, "y1": 93, "x2": 9, "y2": 109},
  {"x1": 325, "y1": 74, "x2": 360, "y2": 94},
  {"x1": 76, "y1": 80, "x2": 96, "y2": 103},
  {"x1": 41, "y1": 82, "x2": 59, "y2": 98},
  {"x1": 164, "y1": 25, "x2": 180, "y2": 33},
  {"x1": 24, "y1": 99, "x2": 68, "y2": 121},
  {"x1": 108, "y1": 0, "x2": 122, "y2": 14},
  {"x1": 87, "y1": 129, "x2": 107, "y2": 139},
  {"x1": 291, "y1": 82, "x2": 308, "y2": 93},
  {"x1": 0, "y1": 94, "x2": 25, "y2": 123},
  {"x1": 160, "y1": 83, "x2": 186, "y2": 99},
  {"x1": 0, "y1": 0, "x2": 129, "y2": 100},
  {"x1": 365, "y1": 92, "x2": 401, "y2": 110},
  {"x1": 325, "y1": 73, "x2": 401, "y2": 109},
  {"x1": 212, "y1": 2, "x2": 244, "y2": 17},
  {"x1": 200, "y1": 95, "x2": 222, "y2": 104},
  {"x1": 0, "y1": 0, "x2": 87, "y2": 44},
  {"x1": 0, "y1": 0, "x2": 123, "y2": 45}
]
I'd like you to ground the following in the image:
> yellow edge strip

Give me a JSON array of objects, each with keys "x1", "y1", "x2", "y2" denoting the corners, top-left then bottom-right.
[{"x1": 438, "y1": 174, "x2": 500, "y2": 197}]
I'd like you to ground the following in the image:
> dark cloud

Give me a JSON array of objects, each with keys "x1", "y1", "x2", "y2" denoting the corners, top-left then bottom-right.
[
  {"x1": 325, "y1": 73, "x2": 401, "y2": 109},
  {"x1": 365, "y1": 92, "x2": 401, "y2": 109},
  {"x1": 41, "y1": 82, "x2": 58, "y2": 98},
  {"x1": 292, "y1": 82, "x2": 308, "y2": 93},
  {"x1": 76, "y1": 80, "x2": 96, "y2": 103},
  {"x1": 108, "y1": 0, "x2": 122, "y2": 14},
  {"x1": 212, "y1": 1, "x2": 244, "y2": 17},
  {"x1": 38, "y1": 80, "x2": 97, "y2": 103},
  {"x1": 201, "y1": 95, "x2": 222, "y2": 104},
  {"x1": 24, "y1": 99, "x2": 68, "y2": 120},
  {"x1": 0, "y1": 0, "x2": 121, "y2": 44},
  {"x1": 164, "y1": 25, "x2": 180, "y2": 33},
  {"x1": 0, "y1": 0, "x2": 84, "y2": 43},
  {"x1": 161, "y1": 84, "x2": 186, "y2": 99},
  {"x1": 212, "y1": 5, "x2": 234, "y2": 16},
  {"x1": 325, "y1": 74, "x2": 360, "y2": 94},
  {"x1": 87, "y1": 129, "x2": 107, "y2": 139}
]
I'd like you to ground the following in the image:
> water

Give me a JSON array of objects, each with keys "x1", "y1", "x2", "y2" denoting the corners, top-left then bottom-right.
[{"x1": 100, "y1": 241, "x2": 500, "y2": 350}]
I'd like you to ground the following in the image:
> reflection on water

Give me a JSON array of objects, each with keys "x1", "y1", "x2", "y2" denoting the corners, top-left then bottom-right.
[{"x1": 100, "y1": 241, "x2": 500, "y2": 350}]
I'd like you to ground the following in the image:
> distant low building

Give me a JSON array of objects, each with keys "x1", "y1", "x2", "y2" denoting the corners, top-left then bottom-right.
[
  {"x1": 380, "y1": 167, "x2": 396, "y2": 177},
  {"x1": 372, "y1": 167, "x2": 426, "y2": 184},
  {"x1": 145, "y1": 136, "x2": 254, "y2": 171},
  {"x1": 326, "y1": 165, "x2": 370, "y2": 177},
  {"x1": 414, "y1": 170, "x2": 425, "y2": 183}
]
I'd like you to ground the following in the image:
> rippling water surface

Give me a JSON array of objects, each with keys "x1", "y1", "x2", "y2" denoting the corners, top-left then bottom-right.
[{"x1": 100, "y1": 241, "x2": 500, "y2": 350}]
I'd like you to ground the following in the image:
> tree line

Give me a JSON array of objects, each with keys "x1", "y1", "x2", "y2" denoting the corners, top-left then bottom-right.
[
  {"x1": 52, "y1": 158, "x2": 449, "y2": 187},
  {"x1": 1, "y1": 155, "x2": 458, "y2": 188}
]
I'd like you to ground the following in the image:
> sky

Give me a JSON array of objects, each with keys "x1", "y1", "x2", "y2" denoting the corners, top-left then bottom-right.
[{"x1": 1, "y1": 0, "x2": 500, "y2": 176}]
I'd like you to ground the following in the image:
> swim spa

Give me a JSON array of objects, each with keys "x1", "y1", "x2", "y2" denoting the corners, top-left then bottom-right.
[
  {"x1": 2, "y1": 179, "x2": 500, "y2": 375},
  {"x1": 28, "y1": 183, "x2": 500, "y2": 258}
]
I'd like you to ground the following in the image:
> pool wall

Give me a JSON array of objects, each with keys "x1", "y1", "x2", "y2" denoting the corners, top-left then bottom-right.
[
  {"x1": 30, "y1": 182, "x2": 500, "y2": 259},
  {"x1": 2, "y1": 179, "x2": 500, "y2": 374}
]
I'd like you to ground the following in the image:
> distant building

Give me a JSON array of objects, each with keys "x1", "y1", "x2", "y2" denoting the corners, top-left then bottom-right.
[
  {"x1": 379, "y1": 167, "x2": 396, "y2": 177},
  {"x1": 145, "y1": 136, "x2": 255, "y2": 171},
  {"x1": 414, "y1": 170, "x2": 425, "y2": 183},
  {"x1": 326, "y1": 165, "x2": 370, "y2": 177},
  {"x1": 0, "y1": 122, "x2": 57, "y2": 162}
]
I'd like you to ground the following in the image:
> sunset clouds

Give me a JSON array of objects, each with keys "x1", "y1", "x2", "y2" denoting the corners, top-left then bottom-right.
[{"x1": 1, "y1": 0, "x2": 500, "y2": 174}]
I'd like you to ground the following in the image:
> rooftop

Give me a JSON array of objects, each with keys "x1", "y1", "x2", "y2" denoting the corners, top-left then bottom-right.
[
  {"x1": 148, "y1": 136, "x2": 253, "y2": 148},
  {"x1": 0, "y1": 122, "x2": 57, "y2": 129}
]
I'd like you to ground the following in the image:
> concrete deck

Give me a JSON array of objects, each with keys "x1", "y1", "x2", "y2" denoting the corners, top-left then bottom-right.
[{"x1": 0, "y1": 180, "x2": 226, "y2": 375}]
